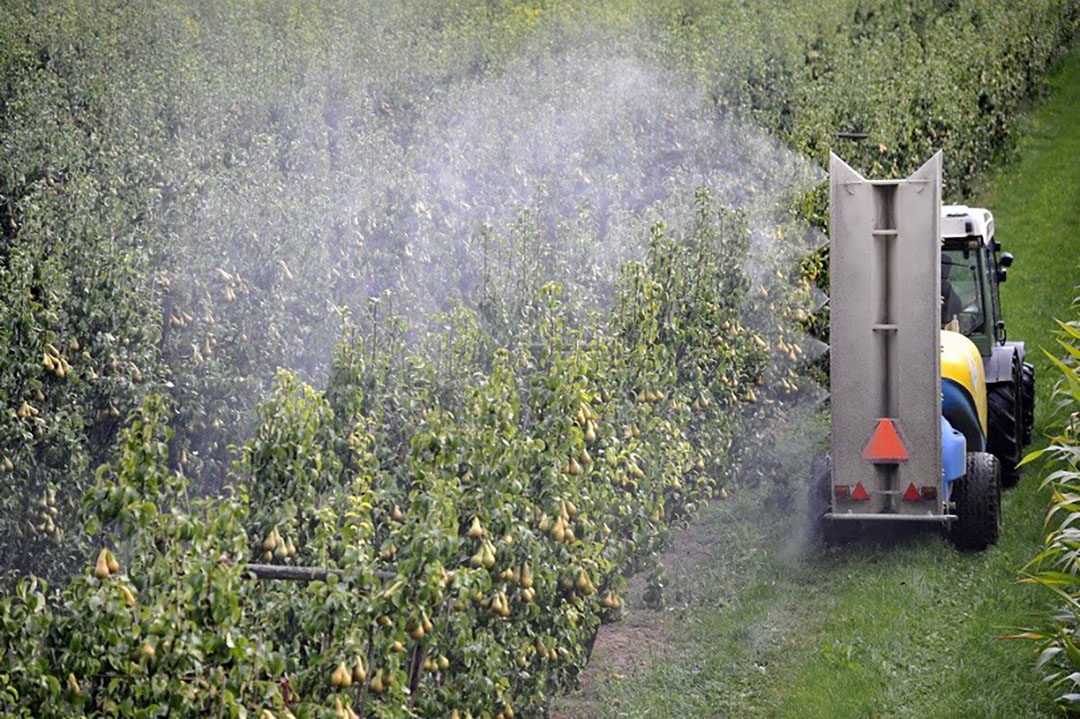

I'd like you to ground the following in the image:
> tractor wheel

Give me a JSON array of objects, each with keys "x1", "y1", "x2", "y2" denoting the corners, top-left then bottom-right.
[
  {"x1": 808, "y1": 453, "x2": 857, "y2": 544},
  {"x1": 1021, "y1": 361, "x2": 1035, "y2": 446},
  {"x1": 949, "y1": 452, "x2": 1001, "y2": 551},
  {"x1": 808, "y1": 453, "x2": 831, "y2": 527},
  {"x1": 987, "y1": 354, "x2": 1023, "y2": 488}
]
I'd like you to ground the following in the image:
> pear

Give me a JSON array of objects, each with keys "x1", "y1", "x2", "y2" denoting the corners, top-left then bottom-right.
[
  {"x1": 520, "y1": 563, "x2": 533, "y2": 589},
  {"x1": 482, "y1": 542, "x2": 496, "y2": 569},
  {"x1": 566, "y1": 457, "x2": 582, "y2": 476},
  {"x1": 370, "y1": 669, "x2": 385, "y2": 694},
  {"x1": 421, "y1": 613, "x2": 433, "y2": 634},
  {"x1": 584, "y1": 421, "x2": 597, "y2": 444},
  {"x1": 120, "y1": 585, "x2": 137, "y2": 607},
  {"x1": 2, "y1": 457, "x2": 12, "y2": 472},
  {"x1": 352, "y1": 655, "x2": 366, "y2": 682},
  {"x1": 470, "y1": 548, "x2": 485, "y2": 568},
  {"x1": 391, "y1": 505, "x2": 404, "y2": 522},
  {"x1": 331, "y1": 661, "x2": 351, "y2": 688},
  {"x1": 580, "y1": 449, "x2": 592, "y2": 465},
  {"x1": 437, "y1": 654, "x2": 450, "y2": 670},
  {"x1": 467, "y1": 516, "x2": 484, "y2": 539},
  {"x1": 94, "y1": 548, "x2": 111, "y2": 579}
]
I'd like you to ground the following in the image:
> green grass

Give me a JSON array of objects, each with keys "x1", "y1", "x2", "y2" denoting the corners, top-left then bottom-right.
[{"x1": 553, "y1": 40, "x2": 1080, "y2": 719}]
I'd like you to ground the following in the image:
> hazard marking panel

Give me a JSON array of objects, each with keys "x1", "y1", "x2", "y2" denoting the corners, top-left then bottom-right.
[{"x1": 862, "y1": 418, "x2": 909, "y2": 464}]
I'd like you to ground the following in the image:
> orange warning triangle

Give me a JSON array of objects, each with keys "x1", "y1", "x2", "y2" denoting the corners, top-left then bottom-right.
[
  {"x1": 851, "y1": 481, "x2": 870, "y2": 501},
  {"x1": 862, "y1": 418, "x2": 909, "y2": 463}
]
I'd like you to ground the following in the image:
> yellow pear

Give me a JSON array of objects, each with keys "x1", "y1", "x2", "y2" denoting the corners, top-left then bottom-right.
[
  {"x1": 468, "y1": 516, "x2": 484, "y2": 538},
  {"x1": 94, "y1": 549, "x2": 111, "y2": 579},
  {"x1": 331, "y1": 661, "x2": 351, "y2": 688},
  {"x1": 352, "y1": 655, "x2": 366, "y2": 682}
]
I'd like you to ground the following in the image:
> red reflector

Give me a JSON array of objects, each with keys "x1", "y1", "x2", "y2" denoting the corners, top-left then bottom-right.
[
  {"x1": 834, "y1": 485, "x2": 850, "y2": 499},
  {"x1": 851, "y1": 481, "x2": 870, "y2": 501},
  {"x1": 862, "y1": 418, "x2": 909, "y2": 464},
  {"x1": 902, "y1": 483, "x2": 921, "y2": 502},
  {"x1": 921, "y1": 486, "x2": 937, "y2": 500}
]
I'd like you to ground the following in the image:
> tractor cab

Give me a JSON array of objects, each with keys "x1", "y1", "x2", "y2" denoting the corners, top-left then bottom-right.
[{"x1": 940, "y1": 205, "x2": 1013, "y2": 353}]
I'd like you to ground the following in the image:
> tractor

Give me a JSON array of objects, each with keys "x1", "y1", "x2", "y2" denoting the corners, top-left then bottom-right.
[{"x1": 810, "y1": 152, "x2": 1034, "y2": 550}]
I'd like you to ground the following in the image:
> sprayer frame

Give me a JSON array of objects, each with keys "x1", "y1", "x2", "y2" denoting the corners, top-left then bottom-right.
[{"x1": 825, "y1": 152, "x2": 954, "y2": 525}]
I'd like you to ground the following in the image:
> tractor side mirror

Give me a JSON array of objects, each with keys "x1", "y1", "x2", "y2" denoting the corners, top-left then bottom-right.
[{"x1": 999, "y1": 252, "x2": 1014, "y2": 267}]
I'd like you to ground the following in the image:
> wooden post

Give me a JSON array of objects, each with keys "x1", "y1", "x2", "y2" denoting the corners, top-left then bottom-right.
[{"x1": 246, "y1": 563, "x2": 396, "y2": 582}]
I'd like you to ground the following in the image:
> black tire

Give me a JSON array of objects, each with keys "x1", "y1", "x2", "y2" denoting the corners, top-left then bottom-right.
[
  {"x1": 1021, "y1": 361, "x2": 1035, "y2": 446},
  {"x1": 987, "y1": 353, "x2": 1023, "y2": 488},
  {"x1": 949, "y1": 452, "x2": 1001, "y2": 551},
  {"x1": 808, "y1": 452, "x2": 831, "y2": 525},
  {"x1": 807, "y1": 453, "x2": 857, "y2": 544}
]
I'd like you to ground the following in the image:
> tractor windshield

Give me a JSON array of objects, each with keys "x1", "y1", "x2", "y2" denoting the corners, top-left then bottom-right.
[{"x1": 941, "y1": 247, "x2": 984, "y2": 333}]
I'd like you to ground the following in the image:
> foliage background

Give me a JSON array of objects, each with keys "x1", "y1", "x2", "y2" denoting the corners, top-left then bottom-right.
[{"x1": 0, "y1": 0, "x2": 1078, "y2": 717}]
